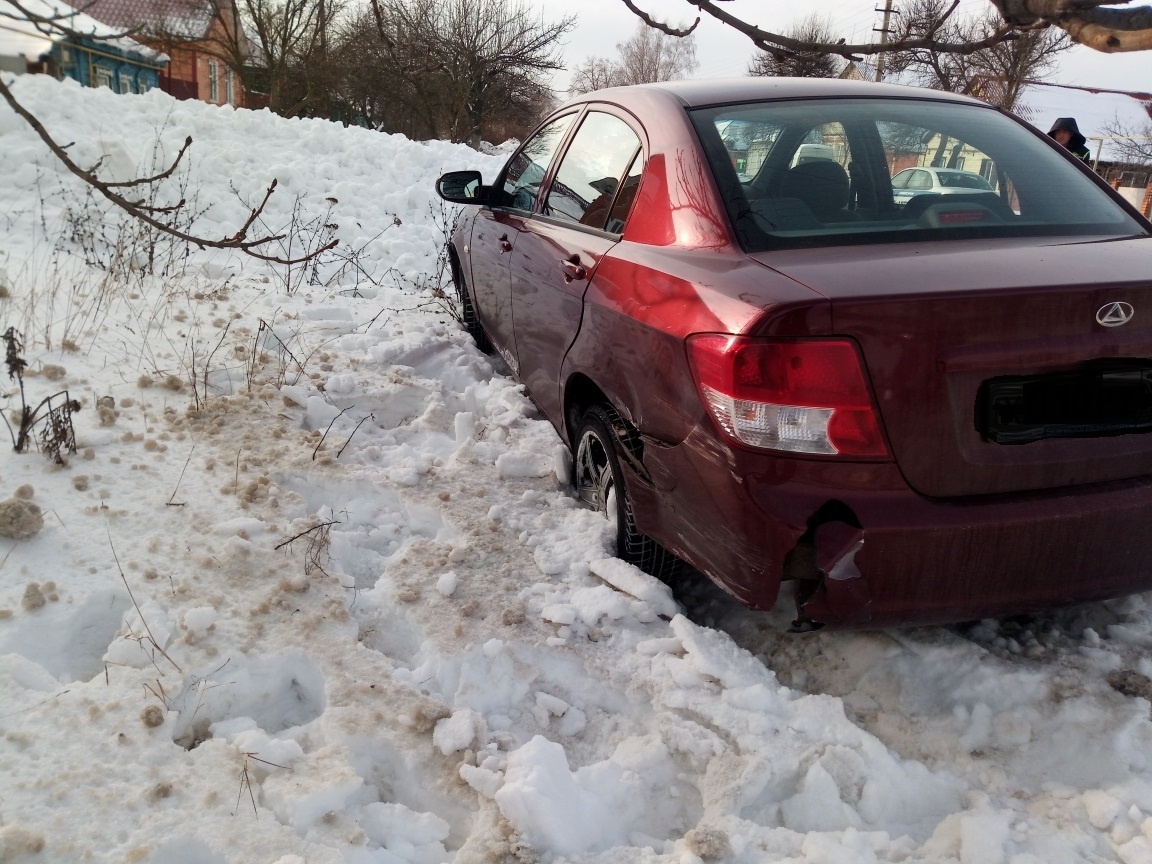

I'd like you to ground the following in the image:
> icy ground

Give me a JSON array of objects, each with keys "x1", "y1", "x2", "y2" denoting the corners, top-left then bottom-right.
[{"x1": 3, "y1": 74, "x2": 1152, "y2": 864}]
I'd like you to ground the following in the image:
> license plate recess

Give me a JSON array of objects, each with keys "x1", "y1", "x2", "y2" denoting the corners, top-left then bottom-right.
[{"x1": 977, "y1": 360, "x2": 1152, "y2": 444}]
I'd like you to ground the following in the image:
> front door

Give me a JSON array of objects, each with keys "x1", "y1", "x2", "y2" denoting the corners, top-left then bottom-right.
[{"x1": 469, "y1": 114, "x2": 577, "y2": 368}]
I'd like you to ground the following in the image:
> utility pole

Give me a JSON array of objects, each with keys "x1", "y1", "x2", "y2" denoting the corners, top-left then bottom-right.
[{"x1": 874, "y1": 0, "x2": 895, "y2": 82}]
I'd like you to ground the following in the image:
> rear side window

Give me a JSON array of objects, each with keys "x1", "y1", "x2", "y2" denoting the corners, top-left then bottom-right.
[
  {"x1": 941, "y1": 171, "x2": 992, "y2": 189},
  {"x1": 543, "y1": 112, "x2": 642, "y2": 231},
  {"x1": 907, "y1": 170, "x2": 932, "y2": 190},
  {"x1": 691, "y1": 98, "x2": 1145, "y2": 251},
  {"x1": 500, "y1": 113, "x2": 576, "y2": 212}
]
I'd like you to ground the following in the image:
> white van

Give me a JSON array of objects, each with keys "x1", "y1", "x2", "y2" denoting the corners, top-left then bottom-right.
[{"x1": 790, "y1": 143, "x2": 837, "y2": 166}]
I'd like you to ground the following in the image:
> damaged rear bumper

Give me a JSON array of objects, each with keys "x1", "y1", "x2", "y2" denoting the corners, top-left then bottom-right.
[{"x1": 630, "y1": 424, "x2": 1152, "y2": 629}]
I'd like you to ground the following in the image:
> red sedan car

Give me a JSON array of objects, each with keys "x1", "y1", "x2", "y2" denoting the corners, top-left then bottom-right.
[{"x1": 436, "y1": 78, "x2": 1152, "y2": 630}]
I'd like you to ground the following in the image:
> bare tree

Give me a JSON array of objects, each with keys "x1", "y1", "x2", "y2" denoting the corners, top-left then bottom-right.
[
  {"x1": 891, "y1": 0, "x2": 1070, "y2": 110},
  {"x1": 1102, "y1": 117, "x2": 1152, "y2": 162},
  {"x1": 366, "y1": 0, "x2": 573, "y2": 144},
  {"x1": 615, "y1": 20, "x2": 698, "y2": 83},
  {"x1": 614, "y1": 0, "x2": 1152, "y2": 58},
  {"x1": 569, "y1": 19, "x2": 697, "y2": 95},
  {"x1": 569, "y1": 56, "x2": 624, "y2": 94},
  {"x1": 748, "y1": 14, "x2": 841, "y2": 78},
  {"x1": 238, "y1": 0, "x2": 346, "y2": 116}
]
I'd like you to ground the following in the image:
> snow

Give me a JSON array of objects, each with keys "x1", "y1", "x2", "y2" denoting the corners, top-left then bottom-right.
[{"x1": 4, "y1": 71, "x2": 1152, "y2": 864}]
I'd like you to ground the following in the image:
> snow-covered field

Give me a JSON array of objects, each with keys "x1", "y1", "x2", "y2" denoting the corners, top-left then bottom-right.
[{"x1": 4, "y1": 74, "x2": 1152, "y2": 864}]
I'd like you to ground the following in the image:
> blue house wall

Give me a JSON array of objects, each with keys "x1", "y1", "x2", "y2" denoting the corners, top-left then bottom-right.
[{"x1": 49, "y1": 36, "x2": 164, "y2": 94}]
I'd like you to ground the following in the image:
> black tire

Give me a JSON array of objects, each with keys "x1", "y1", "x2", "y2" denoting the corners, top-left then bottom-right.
[
  {"x1": 573, "y1": 405, "x2": 682, "y2": 581},
  {"x1": 454, "y1": 263, "x2": 492, "y2": 353}
]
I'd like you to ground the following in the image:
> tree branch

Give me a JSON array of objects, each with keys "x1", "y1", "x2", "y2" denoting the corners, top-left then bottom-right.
[
  {"x1": 618, "y1": 0, "x2": 1152, "y2": 55},
  {"x1": 618, "y1": 0, "x2": 699, "y2": 37},
  {"x1": 0, "y1": 76, "x2": 335, "y2": 264},
  {"x1": 1057, "y1": 6, "x2": 1152, "y2": 50},
  {"x1": 678, "y1": 0, "x2": 1018, "y2": 58}
]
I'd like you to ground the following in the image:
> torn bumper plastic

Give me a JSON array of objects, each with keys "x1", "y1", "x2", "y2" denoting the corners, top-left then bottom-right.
[{"x1": 633, "y1": 424, "x2": 1152, "y2": 629}]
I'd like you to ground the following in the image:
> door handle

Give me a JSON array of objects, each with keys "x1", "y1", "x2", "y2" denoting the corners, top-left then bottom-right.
[
  {"x1": 561, "y1": 256, "x2": 587, "y2": 283},
  {"x1": 498, "y1": 235, "x2": 513, "y2": 253}
]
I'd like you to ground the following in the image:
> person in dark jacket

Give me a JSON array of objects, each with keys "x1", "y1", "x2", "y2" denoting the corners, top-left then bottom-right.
[{"x1": 1047, "y1": 117, "x2": 1092, "y2": 163}]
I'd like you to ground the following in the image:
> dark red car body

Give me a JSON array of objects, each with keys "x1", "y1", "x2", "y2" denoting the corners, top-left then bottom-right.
[{"x1": 437, "y1": 78, "x2": 1152, "y2": 629}]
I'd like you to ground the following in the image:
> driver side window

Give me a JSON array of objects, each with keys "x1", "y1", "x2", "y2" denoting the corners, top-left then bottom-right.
[{"x1": 500, "y1": 114, "x2": 576, "y2": 212}]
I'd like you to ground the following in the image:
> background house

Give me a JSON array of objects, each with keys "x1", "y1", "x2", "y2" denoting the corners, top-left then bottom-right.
[
  {"x1": 80, "y1": 0, "x2": 251, "y2": 106},
  {"x1": 0, "y1": 0, "x2": 166, "y2": 92}
]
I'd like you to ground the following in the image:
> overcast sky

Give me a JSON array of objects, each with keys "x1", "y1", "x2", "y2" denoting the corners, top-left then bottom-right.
[{"x1": 532, "y1": 0, "x2": 1152, "y2": 95}]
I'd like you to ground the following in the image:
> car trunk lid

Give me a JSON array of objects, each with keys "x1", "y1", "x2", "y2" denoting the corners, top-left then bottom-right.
[{"x1": 750, "y1": 235, "x2": 1152, "y2": 498}]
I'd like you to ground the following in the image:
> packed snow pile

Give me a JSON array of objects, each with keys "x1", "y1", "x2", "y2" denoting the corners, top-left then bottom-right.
[{"x1": 3, "y1": 72, "x2": 1152, "y2": 864}]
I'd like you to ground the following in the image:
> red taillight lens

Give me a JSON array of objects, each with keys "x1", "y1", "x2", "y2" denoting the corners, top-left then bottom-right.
[{"x1": 686, "y1": 335, "x2": 889, "y2": 458}]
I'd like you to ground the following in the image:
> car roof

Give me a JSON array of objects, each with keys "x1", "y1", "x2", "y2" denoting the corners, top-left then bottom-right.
[{"x1": 561, "y1": 77, "x2": 990, "y2": 111}]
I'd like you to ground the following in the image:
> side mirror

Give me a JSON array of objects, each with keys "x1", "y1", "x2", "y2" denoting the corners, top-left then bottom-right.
[{"x1": 436, "y1": 170, "x2": 486, "y2": 204}]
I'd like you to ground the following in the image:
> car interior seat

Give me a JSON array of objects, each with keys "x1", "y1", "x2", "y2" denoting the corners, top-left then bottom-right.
[{"x1": 778, "y1": 161, "x2": 862, "y2": 222}]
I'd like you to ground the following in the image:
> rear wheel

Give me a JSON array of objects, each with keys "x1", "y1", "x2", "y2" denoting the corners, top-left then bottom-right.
[
  {"x1": 453, "y1": 263, "x2": 492, "y2": 353},
  {"x1": 573, "y1": 405, "x2": 682, "y2": 581}
]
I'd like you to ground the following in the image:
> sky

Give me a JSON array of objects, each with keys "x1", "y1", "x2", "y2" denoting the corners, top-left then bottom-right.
[
  {"x1": 7, "y1": 69, "x2": 1152, "y2": 864},
  {"x1": 536, "y1": 0, "x2": 1152, "y2": 94}
]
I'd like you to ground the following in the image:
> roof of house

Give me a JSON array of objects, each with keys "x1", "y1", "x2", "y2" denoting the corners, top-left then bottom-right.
[
  {"x1": 81, "y1": 0, "x2": 217, "y2": 41},
  {"x1": 1012, "y1": 81, "x2": 1152, "y2": 161},
  {"x1": 839, "y1": 60, "x2": 881, "y2": 83},
  {"x1": 0, "y1": 0, "x2": 166, "y2": 63}
]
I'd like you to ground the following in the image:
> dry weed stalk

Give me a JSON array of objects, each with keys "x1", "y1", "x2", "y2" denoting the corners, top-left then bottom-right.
[
  {"x1": 166, "y1": 438, "x2": 201, "y2": 506},
  {"x1": 2, "y1": 327, "x2": 80, "y2": 461},
  {"x1": 311, "y1": 406, "x2": 351, "y2": 459},
  {"x1": 189, "y1": 320, "x2": 235, "y2": 410},
  {"x1": 337, "y1": 413, "x2": 375, "y2": 458},
  {"x1": 106, "y1": 526, "x2": 182, "y2": 674},
  {"x1": 144, "y1": 679, "x2": 174, "y2": 710},
  {"x1": 233, "y1": 752, "x2": 288, "y2": 818},
  {"x1": 275, "y1": 519, "x2": 338, "y2": 577},
  {"x1": 247, "y1": 319, "x2": 306, "y2": 390}
]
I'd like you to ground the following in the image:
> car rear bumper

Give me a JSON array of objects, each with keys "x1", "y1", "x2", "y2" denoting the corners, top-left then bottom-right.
[{"x1": 635, "y1": 424, "x2": 1152, "y2": 629}]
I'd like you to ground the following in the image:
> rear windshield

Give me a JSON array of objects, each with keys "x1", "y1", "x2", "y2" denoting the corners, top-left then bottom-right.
[{"x1": 690, "y1": 98, "x2": 1147, "y2": 251}]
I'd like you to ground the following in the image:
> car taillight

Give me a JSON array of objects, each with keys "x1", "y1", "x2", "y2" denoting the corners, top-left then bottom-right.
[{"x1": 686, "y1": 335, "x2": 889, "y2": 458}]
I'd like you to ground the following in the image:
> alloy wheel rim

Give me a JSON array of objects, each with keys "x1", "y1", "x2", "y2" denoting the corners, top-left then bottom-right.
[{"x1": 575, "y1": 430, "x2": 616, "y2": 526}]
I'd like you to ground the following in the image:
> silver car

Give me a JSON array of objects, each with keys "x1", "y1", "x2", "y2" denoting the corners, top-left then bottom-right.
[{"x1": 891, "y1": 166, "x2": 995, "y2": 203}]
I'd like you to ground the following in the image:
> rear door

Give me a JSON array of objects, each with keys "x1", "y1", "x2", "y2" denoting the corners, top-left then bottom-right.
[{"x1": 509, "y1": 110, "x2": 645, "y2": 425}]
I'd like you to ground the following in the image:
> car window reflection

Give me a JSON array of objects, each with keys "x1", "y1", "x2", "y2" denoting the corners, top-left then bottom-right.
[
  {"x1": 501, "y1": 113, "x2": 576, "y2": 212},
  {"x1": 543, "y1": 112, "x2": 642, "y2": 231}
]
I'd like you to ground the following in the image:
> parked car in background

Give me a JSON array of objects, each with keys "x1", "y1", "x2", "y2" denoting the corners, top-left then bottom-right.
[
  {"x1": 791, "y1": 142, "x2": 838, "y2": 166},
  {"x1": 890, "y1": 166, "x2": 996, "y2": 204},
  {"x1": 436, "y1": 78, "x2": 1152, "y2": 631}
]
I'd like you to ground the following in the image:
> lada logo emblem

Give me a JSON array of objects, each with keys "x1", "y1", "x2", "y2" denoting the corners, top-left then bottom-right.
[{"x1": 1097, "y1": 301, "x2": 1135, "y2": 327}]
